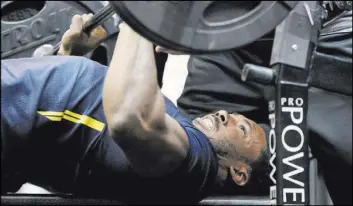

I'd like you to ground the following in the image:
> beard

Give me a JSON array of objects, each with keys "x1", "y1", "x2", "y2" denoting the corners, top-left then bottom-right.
[
  {"x1": 210, "y1": 139, "x2": 238, "y2": 159},
  {"x1": 210, "y1": 139, "x2": 259, "y2": 195}
]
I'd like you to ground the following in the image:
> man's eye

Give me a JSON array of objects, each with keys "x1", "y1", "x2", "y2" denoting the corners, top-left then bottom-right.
[{"x1": 240, "y1": 125, "x2": 246, "y2": 133}]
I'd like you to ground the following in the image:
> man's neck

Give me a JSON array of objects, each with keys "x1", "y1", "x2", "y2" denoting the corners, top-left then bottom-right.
[
  {"x1": 211, "y1": 166, "x2": 240, "y2": 195},
  {"x1": 213, "y1": 165, "x2": 227, "y2": 187}
]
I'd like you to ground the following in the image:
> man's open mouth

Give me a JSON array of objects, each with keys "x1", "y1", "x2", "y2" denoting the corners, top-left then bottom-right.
[{"x1": 199, "y1": 116, "x2": 216, "y2": 131}]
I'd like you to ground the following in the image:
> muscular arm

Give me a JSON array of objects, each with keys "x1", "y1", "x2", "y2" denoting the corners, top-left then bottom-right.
[{"x1": 102, "y1": 25, "x2": 189, "y2": 177}]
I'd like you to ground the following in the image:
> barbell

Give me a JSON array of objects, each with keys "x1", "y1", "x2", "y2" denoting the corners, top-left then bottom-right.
[
  {"x1": 48, "y1": 3, "x2": 116, "y2": 56},
  {"x1": 1, "y1": 1, "x2": 118, "y2": 60},
  {"x1": 47, "y1": 1, "x2": 299, "y2": 56}
]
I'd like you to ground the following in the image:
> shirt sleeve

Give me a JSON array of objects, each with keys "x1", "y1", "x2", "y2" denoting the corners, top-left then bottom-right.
[{"x1": 157, "y1": 96, "x2": 219, "y2": 203}]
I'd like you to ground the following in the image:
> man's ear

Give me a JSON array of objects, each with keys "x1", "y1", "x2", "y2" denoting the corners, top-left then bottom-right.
[{"x1": 230, "y1": 165, "x2": 249, "y2": 186}]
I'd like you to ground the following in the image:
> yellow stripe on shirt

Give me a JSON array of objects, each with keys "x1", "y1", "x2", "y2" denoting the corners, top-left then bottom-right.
[
  {"x1": 63, "y1": 110, "x2": 105, "y2": 132},
  {"x1": 37, "y1": 111, "x2": 64, "y2": 117},
  {"x1": 46, "y1": 116, "x2": 63, "y2": 121},
  {"x1": 37, "y1": 110, "x2": 105, "y2": 132}
]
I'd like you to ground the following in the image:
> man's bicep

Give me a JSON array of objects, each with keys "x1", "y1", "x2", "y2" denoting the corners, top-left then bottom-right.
[{"x1": 113, "y1": 113, "x2": 189, "y2": 178}]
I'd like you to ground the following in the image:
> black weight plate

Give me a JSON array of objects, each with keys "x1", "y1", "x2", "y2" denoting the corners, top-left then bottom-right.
[
  {"x1": 111, "y1": 1, "x2": 298, "y2": 54},
  {"x1": 1, "y1": 1, "x2": 117, "y2": 59}
]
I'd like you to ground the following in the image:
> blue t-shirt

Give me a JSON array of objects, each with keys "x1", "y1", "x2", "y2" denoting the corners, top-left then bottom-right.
[{"x1": 1, "y1": 56, "x2": 218, "y2": 203}]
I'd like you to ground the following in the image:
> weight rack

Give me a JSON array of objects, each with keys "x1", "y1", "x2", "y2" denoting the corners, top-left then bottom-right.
[{"x1": 242, "y1": 1, "x2": 324, "y2": 205}]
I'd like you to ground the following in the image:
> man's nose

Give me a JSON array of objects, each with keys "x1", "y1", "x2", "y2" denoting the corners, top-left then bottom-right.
[{"x1": 215, "y1": 110, "x2": 229, "y2": 124}]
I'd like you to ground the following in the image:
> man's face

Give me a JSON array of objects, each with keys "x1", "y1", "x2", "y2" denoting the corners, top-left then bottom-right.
[{"x1": 192, "y1": 110, "x2": 266, "y2": 163}]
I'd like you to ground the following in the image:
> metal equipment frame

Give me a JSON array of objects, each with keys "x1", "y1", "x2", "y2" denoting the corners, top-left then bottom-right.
[{"x1": 242, "y1": 1, "x2": 324, "y2": 205}]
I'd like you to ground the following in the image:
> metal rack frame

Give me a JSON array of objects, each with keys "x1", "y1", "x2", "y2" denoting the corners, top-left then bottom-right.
[{"x1": 242, "y1": 1, "x2": 324, "y2": 205}]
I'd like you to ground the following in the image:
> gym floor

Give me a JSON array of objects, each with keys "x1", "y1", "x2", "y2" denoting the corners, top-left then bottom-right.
[{"x1": 16, "y1": 54, "x2": 191, "y2": 194}]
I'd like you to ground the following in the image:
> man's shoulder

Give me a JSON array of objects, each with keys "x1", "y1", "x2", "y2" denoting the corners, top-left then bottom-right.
[
  {"x1": 164, "y1": 95, "x2": 210, "y2": 143},
  {"x1": 164, "y1": 96, "x2": 192, "y2": 123},
  {"x1": 163, "y1": 95, "x2": 219, "y2": 201}
]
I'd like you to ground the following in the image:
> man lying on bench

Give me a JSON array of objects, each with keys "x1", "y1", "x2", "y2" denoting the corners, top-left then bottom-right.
[{"x1": 1, "y1": 14, "x2": 270, "y2": 204}]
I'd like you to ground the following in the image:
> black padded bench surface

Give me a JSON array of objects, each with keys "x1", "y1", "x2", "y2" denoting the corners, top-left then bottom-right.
[{"x1": 1, "y1": 194, "x2": 270, "y2": 205}]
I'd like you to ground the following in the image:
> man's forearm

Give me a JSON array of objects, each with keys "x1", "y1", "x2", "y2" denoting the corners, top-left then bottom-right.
[{"x1": 103, "y1": 25, "x2": 165, "y2": 134}]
